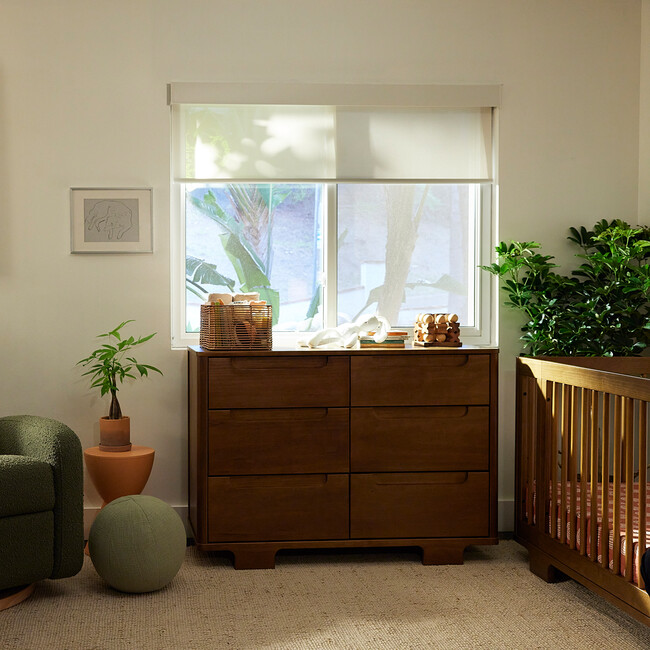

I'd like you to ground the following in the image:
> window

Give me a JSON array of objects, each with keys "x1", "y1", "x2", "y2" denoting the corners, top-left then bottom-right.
[{"x1": 169, "y1": 83, "x2": 499, "y2": 348}]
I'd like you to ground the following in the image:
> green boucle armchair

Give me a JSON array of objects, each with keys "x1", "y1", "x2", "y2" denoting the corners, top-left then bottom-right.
[{"x1": 0, "y1": 415, "x2": 84, "y2": 609}]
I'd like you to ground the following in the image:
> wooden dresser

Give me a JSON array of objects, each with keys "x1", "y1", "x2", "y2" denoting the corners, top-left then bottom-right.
[{"x1": 188, "y1": 345, "x2": 498, "y2": 568}]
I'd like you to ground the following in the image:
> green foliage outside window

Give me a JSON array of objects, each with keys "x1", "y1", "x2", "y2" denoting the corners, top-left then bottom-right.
[{"x1": 186, "y1": 185, "x2": 282, "y2": 324}]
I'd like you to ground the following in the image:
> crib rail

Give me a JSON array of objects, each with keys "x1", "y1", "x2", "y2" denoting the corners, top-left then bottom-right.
[{"x1": 516, "y1": 357, "x2": 650, "y2": 587}]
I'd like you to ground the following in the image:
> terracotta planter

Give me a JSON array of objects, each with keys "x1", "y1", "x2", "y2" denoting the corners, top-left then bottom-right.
[{"x1": 99, "y1": 416, "x2": 132, "y2": 452}]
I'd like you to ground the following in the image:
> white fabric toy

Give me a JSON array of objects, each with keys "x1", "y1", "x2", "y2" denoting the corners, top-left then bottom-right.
[{"x1": 297, "y1": 314, "x2": 391, "y2": 349}]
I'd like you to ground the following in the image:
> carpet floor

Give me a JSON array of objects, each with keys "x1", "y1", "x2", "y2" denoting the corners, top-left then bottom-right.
[{"x1": 2, "y1": 540, "x2": 650, "y2": 649}]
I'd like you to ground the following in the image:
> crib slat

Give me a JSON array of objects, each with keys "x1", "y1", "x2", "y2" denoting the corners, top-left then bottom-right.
[
  {"x1": 579, "y1": 389, "x2": 591, "y2": 556},
  {"x1": 589, "y1": 390, "x2": 599, "y2": 562},
  {"x1": 519, "y1": 374, "x2": 530, "y2": 525},
  {"x1": 569, "y1": 386, "x2": 579, "y2": 551},
  {"x1": 624, "y1": 397, "x2": 634, "y2": 582},
  {"x1": 525, "y1": 376, "x2": 535, "y2": 527},
  {"x1": 639, "y1": 401, "x2": 647, "y2": 589},
  {"x1": 536, "y1": 379, "x2": 550, "y2": 535},
  {"x1": 521, "y1": 375, "x2": 532, "y2": 526},
  {"x1": 550, "y1": 382, "x2": 560, "y2": 541},
  {"x1": 515, "y1": 368, "x2": 523, "y2": 527},
  {"x1": 561, "y1": 385, "x2": 570, "y2": 545},
  {"x1": 601, "y1": 394, "x2": 611, "y2": 570},
  {"x1": 612, "y1": 395, "x2": 622, "y2": 576}
]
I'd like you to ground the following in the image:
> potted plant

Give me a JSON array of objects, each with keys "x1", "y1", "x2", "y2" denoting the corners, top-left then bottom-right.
[
  {"x1": 78, "y1": 320, "x2": 163, "y2": 451},
  {"x1": 482, "y1": 219, "x2": 650, "y2": 357}
]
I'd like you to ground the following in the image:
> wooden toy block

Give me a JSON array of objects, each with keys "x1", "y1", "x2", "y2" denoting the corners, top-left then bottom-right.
[{"x1": 413, "y1": 312, "x2": 462, "y2": 347}]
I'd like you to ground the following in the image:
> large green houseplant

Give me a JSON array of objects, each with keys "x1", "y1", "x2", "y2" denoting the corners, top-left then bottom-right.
[
  {"x1": 482, "y1": 219, "x2": 650, "y2": 356},
  {"x1": 78, "y1": 321, "x2": 163, "y2": 451}
]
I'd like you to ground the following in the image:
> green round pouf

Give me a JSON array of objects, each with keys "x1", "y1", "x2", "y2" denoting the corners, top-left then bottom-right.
[{"x1": 89, "y1": 495, "x2": 186, "y2": 593}]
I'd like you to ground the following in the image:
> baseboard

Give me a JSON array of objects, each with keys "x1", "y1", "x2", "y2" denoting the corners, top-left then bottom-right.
[{"x1": 84, "y1": 505, "x2": 190, "y2": 539}]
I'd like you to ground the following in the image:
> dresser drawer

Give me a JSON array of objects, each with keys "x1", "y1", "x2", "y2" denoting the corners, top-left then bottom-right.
[
  {"x1": 351, "y1": 406, "x2": 489, "y2": 472},
  {"x1": 350, "y1": 354, "x2": 490, "y2": 406},
  {"x1": 209, "y1": 356, "x2": 349, "y2": 408},
  {"x1": 208, "y1": 474, "x2": 349, "y2": 542},
  {"x1": 350, "y1": 472, "x2": 489, "y2": 539},
  {"x1": 208, "y1": 408, "x2": 349, "y2": 475}
]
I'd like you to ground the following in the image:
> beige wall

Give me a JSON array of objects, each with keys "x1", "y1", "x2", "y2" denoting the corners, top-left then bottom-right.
[
  {"x1": 641, "y1": 0, "x2": 650, "y2": 218},
  {"x1": 0, "y1": 0, "x2": 643, "y2": 530}
]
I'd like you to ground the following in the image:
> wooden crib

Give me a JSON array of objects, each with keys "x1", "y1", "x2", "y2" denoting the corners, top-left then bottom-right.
[{"x1": 515, "y1": 356, "x2": 650, "y2": 625}]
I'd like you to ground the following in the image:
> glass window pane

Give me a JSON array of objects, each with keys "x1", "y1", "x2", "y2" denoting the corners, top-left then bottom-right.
[
  {"x1": 185, "y1": 183, "x2": 323, "y2": 333},
  {"x1": 337, "y1": 184, "x2": 476, "y2": 328}
]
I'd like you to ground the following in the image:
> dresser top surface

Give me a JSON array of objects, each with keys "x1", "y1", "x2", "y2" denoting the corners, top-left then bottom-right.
[{"x1": 189, "y1": 344, "x2": 498, "y2": 357}]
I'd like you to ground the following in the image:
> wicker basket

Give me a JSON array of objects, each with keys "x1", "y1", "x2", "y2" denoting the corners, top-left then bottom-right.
[{"x1": 199, "y1": 303, "x2": 272, "y2": 351}]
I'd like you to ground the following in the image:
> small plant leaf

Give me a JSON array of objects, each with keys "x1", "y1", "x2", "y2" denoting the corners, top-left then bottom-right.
[{"x1": 77, "y1": 321, "x2": 163, "y2": 418}]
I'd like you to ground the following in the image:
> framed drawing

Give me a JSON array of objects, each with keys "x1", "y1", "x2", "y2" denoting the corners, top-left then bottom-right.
[{"x1": 70, "y1": 188, "x2": 153, "y2": 253}]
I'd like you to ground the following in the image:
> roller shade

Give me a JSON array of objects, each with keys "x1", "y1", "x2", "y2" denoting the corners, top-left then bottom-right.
[
  {"x1": 170, "y1": 84, "x2": 497, "y2": 183},
  {"x1": 174, "y1": 105, "x2": 336, "y2": 180},
  {"x1": 335, "y1": 107, "x2": 492, "y2": 180}
]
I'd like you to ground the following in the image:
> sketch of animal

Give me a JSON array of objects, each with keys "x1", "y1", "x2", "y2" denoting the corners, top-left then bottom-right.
[{"x1": 86, "y1": 200, "x2": 133, "y2": 240}]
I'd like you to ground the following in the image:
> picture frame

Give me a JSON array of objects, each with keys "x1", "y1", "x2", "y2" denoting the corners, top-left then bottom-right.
[{"x1": 70, "y1": 188, "x2": 153, "y2": 253}]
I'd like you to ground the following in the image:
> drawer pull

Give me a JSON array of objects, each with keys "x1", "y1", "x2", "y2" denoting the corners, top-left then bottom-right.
[
  {"x1": 355, "y1": 355, "x2": 472, "y2": 370},
  {"x1": 230, "y1": 357, "x2": 329, "y2": 370},
  {"x1": 373, "y1": 472, "x2": 469, "y2": 486},
  {"x1": 211, "y1": 408, "x2": 330, "y2": 422},
  {"x1": 226, "y1": 474, "x2": 329, "y2": 488},
  {"x1": 427, "y1": 355, "x2": 470, "y2": 368},
  {"x1": 369, "y1": 406, "x2": 469, "y2": 420}
]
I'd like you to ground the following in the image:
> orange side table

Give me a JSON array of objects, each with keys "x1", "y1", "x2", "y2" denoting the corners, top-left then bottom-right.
[
  {"x1": 84, "y1": 445, "x2": 155, "y2": 555},
  {"x1": 84, "y1": 445, "x2": 155, "y2": 506}
]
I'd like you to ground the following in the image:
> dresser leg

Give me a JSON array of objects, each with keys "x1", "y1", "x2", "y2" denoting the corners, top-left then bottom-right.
[
  {"x1": 420, "y1": 542, "x2": 466, "y2": 565},
  {"x1": 232, "y1": 546, "x2": 278, "y2": 569}
]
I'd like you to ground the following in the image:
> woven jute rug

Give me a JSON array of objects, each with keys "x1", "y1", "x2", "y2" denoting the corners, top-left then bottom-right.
[{"x1": 2, "y1": 540, "x2": 650, "y2": 649}]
